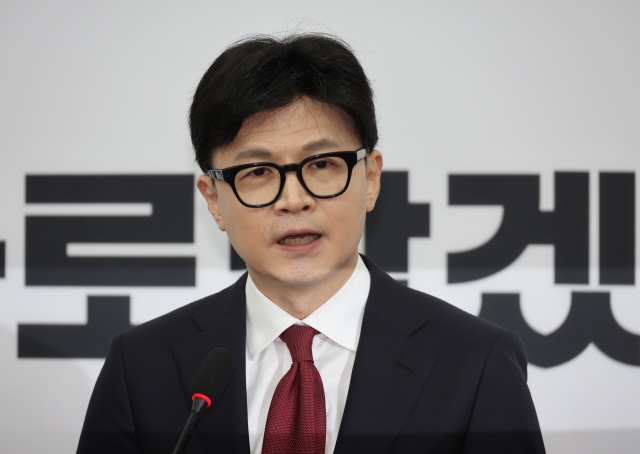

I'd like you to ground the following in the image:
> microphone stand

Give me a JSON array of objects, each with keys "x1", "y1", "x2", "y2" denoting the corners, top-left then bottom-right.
[{"x1": 172, "y1": 398, "x2": 208, "y2": 454}]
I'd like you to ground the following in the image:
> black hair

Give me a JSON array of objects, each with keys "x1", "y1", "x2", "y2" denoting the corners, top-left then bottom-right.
[{"x1": 189, "y1": 33, "x2": 378, "y2": 172}]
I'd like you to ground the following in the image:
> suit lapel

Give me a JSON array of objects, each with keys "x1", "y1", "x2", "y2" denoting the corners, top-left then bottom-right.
[
  {"x1": 171, "y1": 274, "x2": 251, "y2": 454},
  {"x1": 334, "y1": 257, "x2": 440, "y2": 454}
]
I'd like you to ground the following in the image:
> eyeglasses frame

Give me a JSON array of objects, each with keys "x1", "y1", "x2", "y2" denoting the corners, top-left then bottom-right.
[{"x1": 207, "y1": 148, "x2": 367, "y2": 208}]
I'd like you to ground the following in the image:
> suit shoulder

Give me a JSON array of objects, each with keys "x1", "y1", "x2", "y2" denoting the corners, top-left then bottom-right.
[
  {"x1": 363, "y1": 255, "x2": 509, "y2": 347},
  {"x1": 400, "y1": 286, "x2": 527, "y2": 371},
  {"x1": 417, "y1": 292, "x2": 513, "y2": 339},
  {"x1": 398, "y1": 283, "x2": 513, "y2": 347},
  {"x1": 119, "y1": 296, "x2": 204, "y2": 345},
  {"x1": 116, "y1": 280, "x2": 242, "y2": 350}
]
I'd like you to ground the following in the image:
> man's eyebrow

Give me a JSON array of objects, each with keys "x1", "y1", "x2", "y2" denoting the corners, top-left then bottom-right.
[
  {"x1": 233, "y1": 139, "x2": 341, "y2": 162},
  {"x1": 233, "y1": 148, "x2": 274, "y2": 162},
  {"x1": 302, "y1": 139, "x2": 340, "y2": 152}
]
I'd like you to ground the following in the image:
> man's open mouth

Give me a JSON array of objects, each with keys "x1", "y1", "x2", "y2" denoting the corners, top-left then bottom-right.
[{"x1": 277, "y1": 233, "x2": 321, "y2": 245}]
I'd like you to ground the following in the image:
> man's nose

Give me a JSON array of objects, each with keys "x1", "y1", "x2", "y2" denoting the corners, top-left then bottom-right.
[{"x1": 273, "y1": 171, "x2": 316, "y2": 214}]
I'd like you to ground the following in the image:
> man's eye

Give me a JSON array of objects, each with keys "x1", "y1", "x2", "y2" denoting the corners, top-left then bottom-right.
[
  {"x1": 312, "y1": 160, "x2": 331, "y2": 169},
  {"x1": 248, "y1": 167, "x2": 271, "y2": 177}
]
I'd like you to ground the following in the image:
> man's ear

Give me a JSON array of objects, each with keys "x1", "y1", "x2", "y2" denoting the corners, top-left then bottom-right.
[
  {"x1": 365, "y1": 150, "x2": 383, "y2": 212},
  {"x1": 196, "y1": 174, "x2": 226, "y2": 231}
]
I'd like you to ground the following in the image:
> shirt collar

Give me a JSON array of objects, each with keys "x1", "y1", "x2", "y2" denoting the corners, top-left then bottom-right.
[{"x1": 245, "y1": 255, "x2": 371, "y2": 359}]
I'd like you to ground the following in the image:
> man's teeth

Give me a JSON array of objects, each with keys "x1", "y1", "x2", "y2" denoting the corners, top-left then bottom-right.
[{"x1": 278, "y1": 234, "x2": 320, "y2": 245}]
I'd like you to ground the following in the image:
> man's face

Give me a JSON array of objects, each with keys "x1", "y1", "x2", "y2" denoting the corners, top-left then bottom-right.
[{"x1": 197, "y1": 97, "x2": 382, "y2": 291}]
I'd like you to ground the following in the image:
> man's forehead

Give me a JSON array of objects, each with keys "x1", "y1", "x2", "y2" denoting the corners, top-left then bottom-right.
[
  {"x1": 211, "y1": 100, "x2": 358, "y2": 167},
  {"x1": 239, "y1": 99, "x2": 352, "y2": 138}
]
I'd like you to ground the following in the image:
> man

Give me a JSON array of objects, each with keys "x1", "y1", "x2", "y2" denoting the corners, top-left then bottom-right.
[{"x1": 77, "y1": 34, "x2": 545, "y2": 453}]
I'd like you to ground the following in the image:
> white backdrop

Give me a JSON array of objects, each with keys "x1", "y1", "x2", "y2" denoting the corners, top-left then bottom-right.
[{"x1": 1, "y1": 1, "x2": 639, "y2": 453}]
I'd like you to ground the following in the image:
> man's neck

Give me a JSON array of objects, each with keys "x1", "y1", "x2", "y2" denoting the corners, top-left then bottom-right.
[{"x1": 248, "y1": 254, "x2": 360, "y2": 319}]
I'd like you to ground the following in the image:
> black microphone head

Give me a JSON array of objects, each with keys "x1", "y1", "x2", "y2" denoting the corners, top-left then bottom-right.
[{"x1": 190, "y1": 347, "x2": 235, "y2": 410}]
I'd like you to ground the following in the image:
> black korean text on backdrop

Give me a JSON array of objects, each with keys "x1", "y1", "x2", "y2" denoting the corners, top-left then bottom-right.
[
  {"x1": 365, "y1": 172, "x2": 430, "y2": 272},
  {"x1": 19, "y1": 296, "x2": 132, "y2": 358},
  {"x1": 450, "y1": 172, "x2": 637, "y2": 367},
  {"x1": 18, "y1": 171, "x2": 636, "y2": 364},
  {"x1": 19, "y1": 175, "x2": 195, "y2": 358},
  {"x1": 25, "y1": 175, "x2": 194, "y2": 286},
  {"x1": 448, "y1": 173, "x2": 589, "y2": 284},
  {"x1": 0, "y1": 241, "x2": 5, "y2": 278},
  {"x1": 480, "y1": 293, "x2": 639, "y2": 367},
  {"x1": 600, "y1": 173, "x2": 635, "y2": 285}
]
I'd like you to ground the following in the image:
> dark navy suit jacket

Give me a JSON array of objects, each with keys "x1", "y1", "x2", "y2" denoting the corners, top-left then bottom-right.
[{"x1": 77, "y1": 255, "x2": 545, "y2": 453}]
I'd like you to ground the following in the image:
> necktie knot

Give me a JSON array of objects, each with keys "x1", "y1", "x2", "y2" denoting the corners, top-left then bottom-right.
[{"x1": 280, "y1": 325, "x2": 319, "y2": 363}]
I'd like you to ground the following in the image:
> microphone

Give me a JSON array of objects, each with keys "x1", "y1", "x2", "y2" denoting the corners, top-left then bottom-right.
[{"x1": 172, "y1": 347, "x2": 236, "y2": 454}]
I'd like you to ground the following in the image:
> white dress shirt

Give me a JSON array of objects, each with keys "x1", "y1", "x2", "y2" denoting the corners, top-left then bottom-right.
[{"x1": 245, "y1": 255, "x2": 371, "y2": 454}]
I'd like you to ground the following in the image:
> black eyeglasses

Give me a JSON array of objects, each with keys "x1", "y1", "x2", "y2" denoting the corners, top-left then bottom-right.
[{"x1": 207, "y1": 148, "x2": 366, "y2": 208}]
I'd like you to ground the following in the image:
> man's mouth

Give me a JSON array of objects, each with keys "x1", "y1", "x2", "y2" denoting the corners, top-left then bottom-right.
[{"x1": 277, "y1": 233, "x2": 321, "y2": 245}]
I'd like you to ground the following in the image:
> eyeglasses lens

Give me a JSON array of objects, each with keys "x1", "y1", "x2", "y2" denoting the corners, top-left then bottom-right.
[
  {"x1": 234, "y1": 166, "x2": 281, "y2": 206},
  {"x1": 302, "y1": 156, "x2": 349, "y2": 196}
]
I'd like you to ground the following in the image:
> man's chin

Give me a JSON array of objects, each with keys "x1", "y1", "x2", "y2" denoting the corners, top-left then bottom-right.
[
  {"x1": 250, "y1": 260, "x2": 330, "y2": 285},
  {"x1": 266, "y1": 257, "x2": 358, "y2": 287},
  {"x1": 270, "y1": 266, "x2": 327, "y2": 288}
]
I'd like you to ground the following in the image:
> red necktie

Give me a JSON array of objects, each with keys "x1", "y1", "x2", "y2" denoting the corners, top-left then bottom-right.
[{"x1": 261, "y1": 325, "x2": 326, "y2": 454}]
